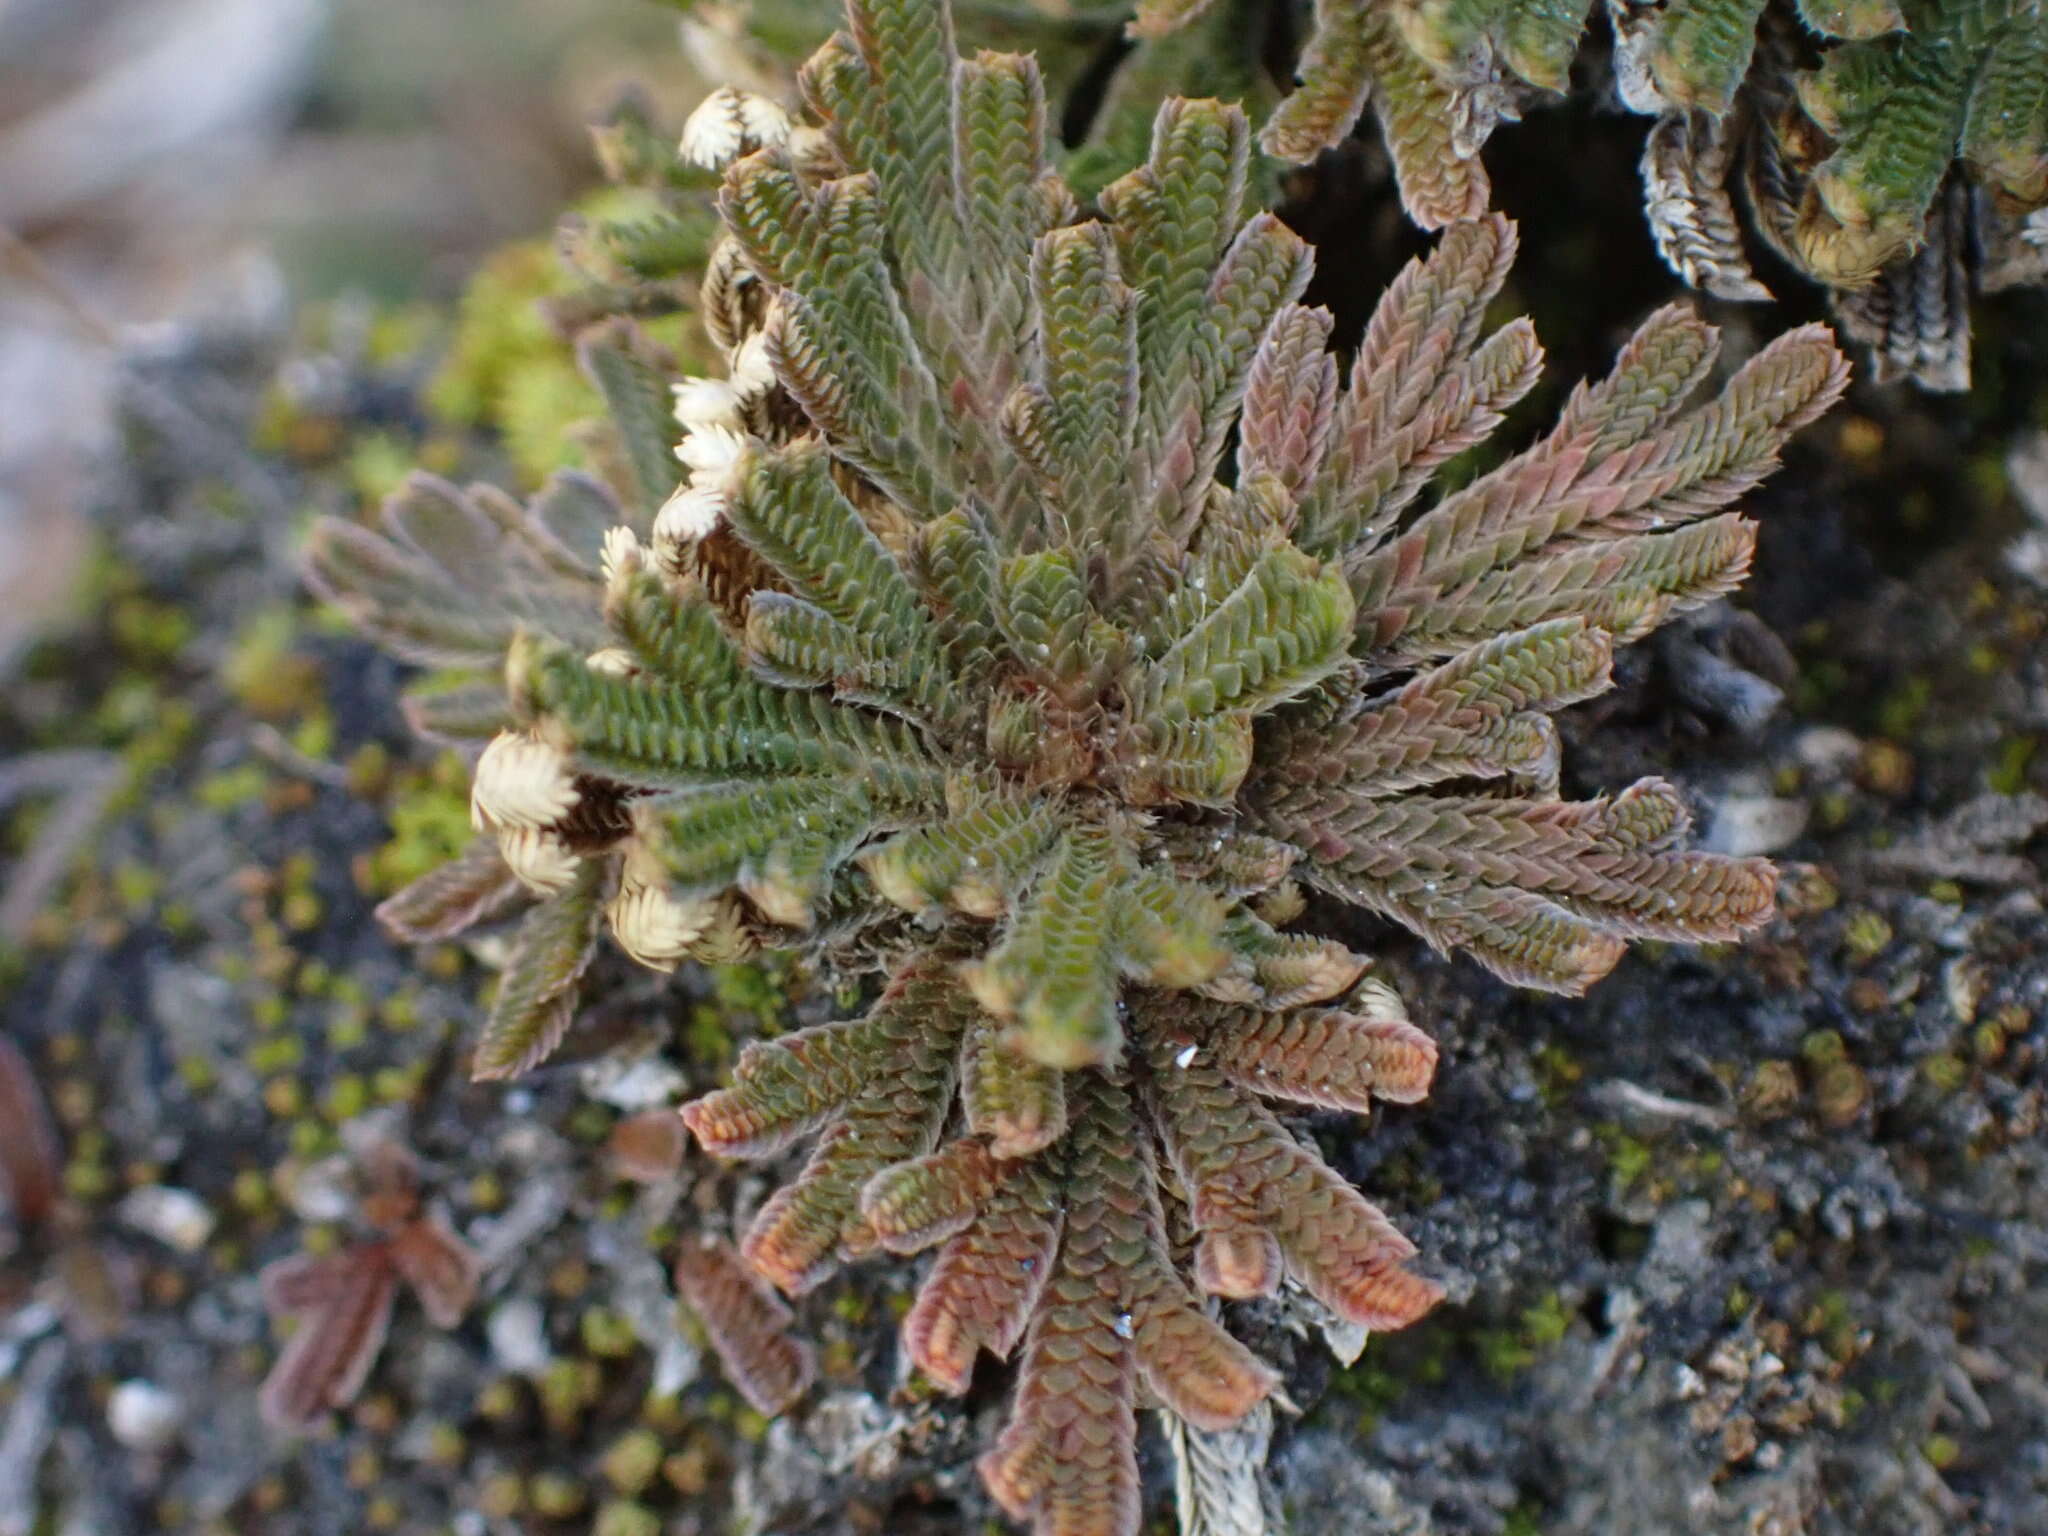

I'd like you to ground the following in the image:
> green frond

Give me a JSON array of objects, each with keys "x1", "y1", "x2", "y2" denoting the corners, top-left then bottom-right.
[
  {"x1": 576, "y1": 321, "x2": 683, "y2": 514},
  {"x1": 998, "y1": 547, "x2": 1117, "y2": 703},
  {"x1": 861, "y1": 1138, "x2": 999, "y2": 1254},
  {"x1": 962, "y1": 1013, "x2": 1069, "y2": 1157},
  {"x1": 603, "y1": 566, "x2": 751, "y2": 695},
  {"x1": 655, "y1": 776, "x2": 873, "y2": 902},
  {"x1": 1030, "y1": 222, "x2": 1141, "y2": 555},
  {"x1": 515, "y1": 635, "x2": 947, "y2": 801},
  {"x1": 1128, "y1": 546, "x2": 1355, "y2": 728},
  {"x1": 963, "y1": 824, "x2": 1123, "y2": 1068},
  {"x1": 472, "y1": 863, "x2": 606, "y2": 1081},
  {"x1": 859, "y1": 787, "x2": 1061, "y2": 918}
]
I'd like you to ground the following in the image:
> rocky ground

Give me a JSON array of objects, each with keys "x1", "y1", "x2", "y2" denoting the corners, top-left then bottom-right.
[{"x1": 4, "y1": 98, "x2": 2048, "y2": 1536}]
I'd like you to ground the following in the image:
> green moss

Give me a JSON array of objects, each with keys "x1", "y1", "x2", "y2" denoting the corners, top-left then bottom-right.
[
  {"x1": 1594, "y1": 1124, "x2": 1654, "y2": 1191},
  {"x1": 1841, "y1": 910, "x2": 1894, "y2": 963},
  {"x1": 195, "y1": 763, "x2": 270, "y2": 811},
  {"x1": 1988, "y1": 735, "x2": 2037, "y2": 794},
  {"x1": 368, "y1": 756, "x2": 474, "y2": 894}
]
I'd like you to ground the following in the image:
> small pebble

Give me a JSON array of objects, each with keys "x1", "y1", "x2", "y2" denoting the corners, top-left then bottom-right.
[
  {"x1": 107, "y1": 1380, "x2": 182, "y2": 1451},
  {"x1": 115, "y1": 1187, "x2": 216, "y2": 1254},
  {"x1": 488, "y1": 1298, "x2": 551, "y2": 1375}
]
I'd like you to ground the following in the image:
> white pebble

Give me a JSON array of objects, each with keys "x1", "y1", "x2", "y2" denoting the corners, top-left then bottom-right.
[
  {"x1": 115, "y1": 1187, "x2": 216, "y2": 1254},
  {"x1": 107, "y1": 1380, "x2": 182, "y2": 1451}
]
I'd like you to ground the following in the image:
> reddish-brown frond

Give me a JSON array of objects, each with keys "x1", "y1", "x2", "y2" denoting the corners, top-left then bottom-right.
[
  {"x1": 901, "y1": 1155, "x2": 1062, "y2": 1394},
  {"x1": 609, "y1": 1108, "x2": 690, "y2": 1183},
  {"x1": 0, "y1": 1036, "x2": 61, "y2": 1231},
  {"x1": 1146, "y1": 1035, "x2": 1438, "y2": 1331},
  {"x1": 1193, "y1": 985, "x2": 1437, "y2": 1109},
  {"x1": 673, "y1": 1236, "x2": 818, "y2": 1416},
  {"x1": 387, "y1": 1217, "x2": 482, "y2": 1330},
  {"x1": 258, "y1": 1246, "x2": 400, "y2": 1431},
  {"x1": 861, "y1": 1138, "x2": 999, "y2": 1254},
  {"x1": 733, "y1": 965, "x2": 968, "y2": 1292},
  {"x1": 978, "y1": 1074, "x2": 1146, "y2": 1536}
]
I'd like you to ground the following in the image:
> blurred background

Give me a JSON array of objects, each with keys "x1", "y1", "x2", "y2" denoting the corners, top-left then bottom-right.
[{"x1": 0, "y1": 0, "x2": 702, "y2": 664}]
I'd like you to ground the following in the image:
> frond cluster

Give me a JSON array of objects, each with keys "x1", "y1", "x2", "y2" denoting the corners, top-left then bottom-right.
[
  {"x1": 1122, "y1": 0, "x2": 2046, "y2": 389},
  {"x1": 307, "y1": 0, "x2": 1846, "y2": 1529}
]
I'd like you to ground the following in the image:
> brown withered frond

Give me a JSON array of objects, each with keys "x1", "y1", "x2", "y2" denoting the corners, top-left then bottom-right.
[
  {"x1": 672, "y1": 1236, "x2": 818, "y2": 1416},
  {"x1": 0, "y1": 1034, "x2": 62, "y2": 1232},
  {"x1": 304, "y1": 0, "x2": 1846, "y2": 1526},
  {"x1": 257, "y1": 1143, "x2": 479, "y2": 1431}
]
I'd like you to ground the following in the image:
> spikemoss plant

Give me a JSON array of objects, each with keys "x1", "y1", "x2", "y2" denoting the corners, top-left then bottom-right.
[
  {"x1": 306, "y1": 0, "x2": 1848, "y2": 1529},
  {"x1": 1115, "y1": 0, "x2": 2047, "y2": 389}
]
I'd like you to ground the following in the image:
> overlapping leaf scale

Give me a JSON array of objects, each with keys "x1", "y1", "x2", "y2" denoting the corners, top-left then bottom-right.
[
  {"x1": 1258, "y1": 618, "x2": 1613, "y2": 796},
  {"x1": 1100, "y1": 99, "x2": 1249, "y2": 548},
  {"x1": 860, "y1": 1137, "x2": 1000, "y2": 1253},
  {"x1": 604, "y1": 571, "x2": 751, "y2": 699},
  {"x1": 1142, "y1": 1024, "x2": 1441, "y2": 1328},
  {"x1": 814, "y1": 5, "x2": 1030, "y2": 515},
  {"x1": 1112, "y1": 864, "x2": 1234, "y2": 988},
  {"x1": 1551, "y1": 302, "x2": 1720, "y2": 458},
  {"x1": 656, "y1": 777, "x2": 872, "y2": 905},
  {"x1": 304, "y1": 474, "x2": 607, "y2": 669},
  {"x1": 901, "y1": 1151, "x2": 1063, "y2": 1394},
  {"x1": 375, "y1": 838, "x2": 525, "y2": 945},
  {"x1": 672, "y1": 1237, "x2": 818, "y2": 1416},
  {"x1": 1394, "y1": 512, "x2": 1758, "y2": 656},
  {"x1": 964, "y1": 824, "x2": 1124, "y2": 1068},
  {"x1": 1640, "y1": 0, "x2": 1769, "y2": 114},
  {"x1": 1187, "y1": 984, "x2": 1439, "y2": 1110},
  {"x1": 724, "y1": 442, "x2": 967, "y2": 723},
  {"x1": 1128, "y1": 546, "x2": 1356, "y2": 730},
  {"x1": 1163, "y1": 214, "x2": 1315, "y2": 542},
  {"x1": 1260, "y1": 0, "x2": 1380, "y2": 163},
  {"x1": 684, "y1": 1011, "x2": 901, "y2": 1160},
  {"x1": 1294, "y1": 214, "x2": 1522, "y2": 557},
  {"x1": 1264, "y1": 783, "x2": 1775, "y2": 992},
  {"x1": 577, "y1": 321, "x2": 685, "y2": 513},
  {"x1": 1199, "y1": 912, "x2": 1367, "y2": 1009},
  {"x1": 515, "y1": 637, "x2": 946, "y2": 802},
  {"x1": 999, "y1": 548, "x2": 1112, "y2": 705},
  {"x1": 1238, "y1": 304, "x2": 1339, "y2": 501},
  {"x1": 1118, "y1": 712, "x2": 1258, "y2": 810},
  {"x1": 963, "y1": 1012, "x2": 1070, "y2": 1157},
  {"x1": 1958, "y1": 11, "x2": 2048, "y2": 207},
  {"x1": 911, "y1": 509, "x2": 1005, "y2": 682},
  {"x1": 1030, "y1": 222, "x2": 1141, "y2": 555},
  {"x1": 981, "y1": 1071, "x2": 1271, "y2": 1536},
  {"x1": 721, "y1": 160, "x2": 955, "y2": 516},
  {"x1": 860, "y1": 785, "x2": 1060, "y2": 919},
  {"x1": 685, "y1": 963, "x2": 970, "y2": 1292}
]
